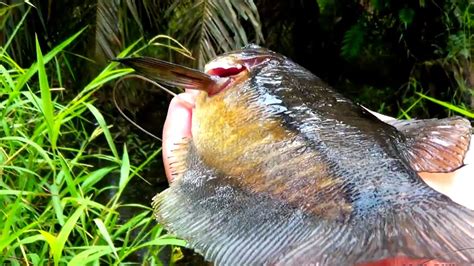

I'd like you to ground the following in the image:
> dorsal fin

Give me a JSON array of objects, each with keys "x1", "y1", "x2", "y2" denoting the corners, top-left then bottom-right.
[
  {"x1": 386, "y1": 117, "x2": 471, "y2": 173},
  {"x1": 114, "y1": 57, "x2": 216, "y2": 90}
]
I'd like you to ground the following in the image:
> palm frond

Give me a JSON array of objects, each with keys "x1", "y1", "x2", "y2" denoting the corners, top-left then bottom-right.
[
  {"x1": 167, "y1": 0, "x2": 263, "y2": 68},
  {"x1": 95, "y1": 0, "x2": 123, "y2": 62},
  {"x1": 341, "y1": 22, "x2": 366, "y2": 60}
]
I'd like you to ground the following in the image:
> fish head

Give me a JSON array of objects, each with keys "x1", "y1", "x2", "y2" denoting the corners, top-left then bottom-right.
[
  {"x1": 114, "y1": 47, "x2": 290, "y2": 176},
  {"x1": 193, "y1": 46, "x2": 293, "y2": 178}
]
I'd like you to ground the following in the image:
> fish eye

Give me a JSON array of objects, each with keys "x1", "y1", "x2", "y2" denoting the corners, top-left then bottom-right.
[{"x1": 207, "y1": 65, "x2": 246, "y2": 78}]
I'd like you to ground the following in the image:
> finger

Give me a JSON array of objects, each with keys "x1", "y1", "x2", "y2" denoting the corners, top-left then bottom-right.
[{"x1": 162, "y1": 92, "x2": 197, "y2": 183}]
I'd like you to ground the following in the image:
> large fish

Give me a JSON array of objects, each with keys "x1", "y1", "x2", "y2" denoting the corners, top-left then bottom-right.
[{"x1": 116, "y1": 45, "x2": 473, "y2": 265}]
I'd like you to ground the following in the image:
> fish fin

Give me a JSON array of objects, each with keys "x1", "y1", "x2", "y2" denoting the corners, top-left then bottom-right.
[
  {"x1": 114, "y1": 57, "x2": 215, "y2": 90},
  {"x1": 167, "y1": 138, "x2": 191, "y2": 181},
  {"x1": 389, "y1": 117, "x2": 471, "y2": 172},
  {"x1": 153, "y1": 143, "x2": 321, "y2": 265},
  {"x1": 153, "y1": 144, "x2": 474, "y2": 265},
  {"x1": 273, "y1": 194, "x2": 474, "y2": 265}
]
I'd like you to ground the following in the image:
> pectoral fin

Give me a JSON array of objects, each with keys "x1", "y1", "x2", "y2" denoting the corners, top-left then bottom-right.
[{"x1": 389, "y1": 117, "x2": 471, "y2": 172}]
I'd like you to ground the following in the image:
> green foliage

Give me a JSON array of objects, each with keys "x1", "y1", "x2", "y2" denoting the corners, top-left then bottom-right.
[
  {"x1": 0, "y1": 29, "x2": 184, "y2": 265},
  {"x1": 316, "y1": 0, "x2": 333, "y2": 13},
  {"x1": 1, "y1": 1, "x2": 262, "y2": 70},
  {"x1": 326, "y1": 0, "x2": 474, "y2": 118},
  {"x1": 167, "y1": 0, "x2": 263, "y2": 68},
  {"x1": 341, "y1": 22, "x2": 366, "y2": 60},
  {"x1": 417, "y1": 92, "x2": 474, "y2": 118},
  {"x1": 398, "y1": 8, "x2": 415, "y2": 28}
]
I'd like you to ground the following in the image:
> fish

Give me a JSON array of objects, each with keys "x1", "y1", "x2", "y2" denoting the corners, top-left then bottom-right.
[{"x1": 116, "y1": 45, "x2": 473, "y2": 265}]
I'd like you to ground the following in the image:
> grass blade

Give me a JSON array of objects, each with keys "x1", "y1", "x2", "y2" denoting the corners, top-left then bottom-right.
[
  {"x1": 54, "y1": 205, "x2": 87, "y2": 265},
  {"x1": 80, "y1": 167, "x2": 116, "y2": 192},
  {"x1": 119, "y1": 144, "x2": 130, "y2": 192},
  {"x1": 416, "y1": 92, "x2": 474, "y2": 118},
  {"x1": 49, "y1": 183, "x2": 65, "y2": 226},
  {"x1": 86, "y1": 103, "x2": 119, "y2": 160},
  {"x1": 94, "y1": 218, "x2": 119, "y2": 260},
  {"x1": 0, "y1": 136, "x2": 54, "y2": 170},
  {"x1": 15, "y1": 28, "x2": 86, "y2": 91},
  {"x1": 68, "y1": 246, "x2": 114, "y2": 266},
  {"x1": 38, "y1": 230, "x2": 58, "y2": 260},
  {"x1": 35, "y1": 35, "x2": 56, "y2": 149}
]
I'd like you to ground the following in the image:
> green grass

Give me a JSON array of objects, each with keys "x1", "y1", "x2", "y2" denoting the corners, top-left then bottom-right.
[
  {"x1": 0, "y1": 29, "x2": 185, "y2": 265},
  {"x1": 416, "y1": 92, "x2": 474, "y2": 118}
]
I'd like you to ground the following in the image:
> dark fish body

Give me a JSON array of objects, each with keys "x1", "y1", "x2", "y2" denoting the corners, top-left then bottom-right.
[{"x1": 117, "y1": 46, "x2": 473, "y2": 265}]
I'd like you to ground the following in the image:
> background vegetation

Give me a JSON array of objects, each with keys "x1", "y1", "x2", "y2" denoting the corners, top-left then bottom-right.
[{"x1": 1, "y1": 0, "x2": 473, "y2": 265}]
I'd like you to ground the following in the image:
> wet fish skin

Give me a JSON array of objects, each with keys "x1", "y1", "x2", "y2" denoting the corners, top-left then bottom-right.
[{"x1": 118, "y1": 46, "x2": 473, "y2": 265}]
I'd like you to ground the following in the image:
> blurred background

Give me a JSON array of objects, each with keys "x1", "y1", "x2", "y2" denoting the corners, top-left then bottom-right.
[{"x1": 1, "y1": 0, "x2": 473, "y2": 264}]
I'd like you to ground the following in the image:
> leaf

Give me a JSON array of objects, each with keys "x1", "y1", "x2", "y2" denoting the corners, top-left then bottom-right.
[
  {"x1": 53, "y1": 205, "x2": 86, "y2": 266},
  {"x1": 341, "y1": 22, "x2": 366, "y2": 60},
  {"x1": 138, "y1": 237, "x2": 187, "y2": 248},
  {"x1": 0, "y1": 6, "x2": 30, "y2": 56},
  {"x1": 39, "y1": 230, "x2": 58, "y2": 259},
  {"x1": 15, "y1": 28, "x2": 85, "y2": 91},
  {"x1": 112, "y1": 211, "x2": 150, "y2": 238},
  {"x1": 94, "y1": 218, "x2": 119, "y2": 259},
  {"x1": 80, "y1": 167, "x2": 116, "y2": 191},
  {"x1": 49, "y1": 183, "x2": 65, "y2": 226},
  {"x1": 167, "y1": 0, "x2": 263, "y2": 68},
  {"x1": 0, "y1": 199, "x2": 38, "y2": 252},
  {"x1": 57, "y1": 152, "x2": 79, "y2": 198},
  {"x1": 399, "y1": 8, "x2": 415, "y2": 28},
  {"x1": 119, "y1": 144, "x2": 130, "y2": 192},
  {"x1": 35, "y1": 35, "x2": 56, "y2": 149},
  {"x1": 94, "y1": 0, "x2": 122, "y2": 61},
  {"x1": 0, "y1": 190, "x2": 36, "y2": 196},
  {"x1": 86, "y1": 103, "x2": 119, "y2": 160},
  {"x1": 68, "y1": 246, "x2": 114, "y2": 266},
  {"x1": 0, "y1": 136, "x2": 54, "y2": 170},
  {"x1": 316, "y1": 0, "x2": 332, "y2": 13},
  {"x1": 416, "y1": 92, "x2": 474, "y2": 118}
]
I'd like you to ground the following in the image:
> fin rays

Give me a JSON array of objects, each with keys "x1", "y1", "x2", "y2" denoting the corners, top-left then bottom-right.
[
  {"x1": 389, "y1": 117, "x2": 471, "y2": 172},
  {"x1": 153, "y1": 138, "x2": 474, "y2": 265}
]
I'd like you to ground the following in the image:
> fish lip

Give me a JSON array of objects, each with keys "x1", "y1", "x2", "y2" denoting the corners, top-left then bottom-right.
[
  {"x1": 206, "y1": 75, "x2": 239, "y2": 96},
  {"x1": 205, "y1": 66, "x2": 248, "y2": 96}
]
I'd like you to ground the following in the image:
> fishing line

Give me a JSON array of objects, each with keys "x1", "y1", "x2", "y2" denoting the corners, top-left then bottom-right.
[{"x1": 112, "y1": 74, "x2": 180, "y2": 141}]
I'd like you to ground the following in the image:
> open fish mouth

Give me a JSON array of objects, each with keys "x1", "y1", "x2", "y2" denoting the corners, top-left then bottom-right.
[
  {"x1": 204, "y1": 59, "x2": 247, "y2": 96},
  {"x1": 204, "y1": 54, "x2": 272, "y2": 95}
]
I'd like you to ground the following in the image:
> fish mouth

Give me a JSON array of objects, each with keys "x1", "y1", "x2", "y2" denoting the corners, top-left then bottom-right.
[
  {"x1": 204, "y1": 59, "x2": 248, "y2": 96},
  {"x1": 204, "y1": 54, "x2": 270, "y2": 96}
]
